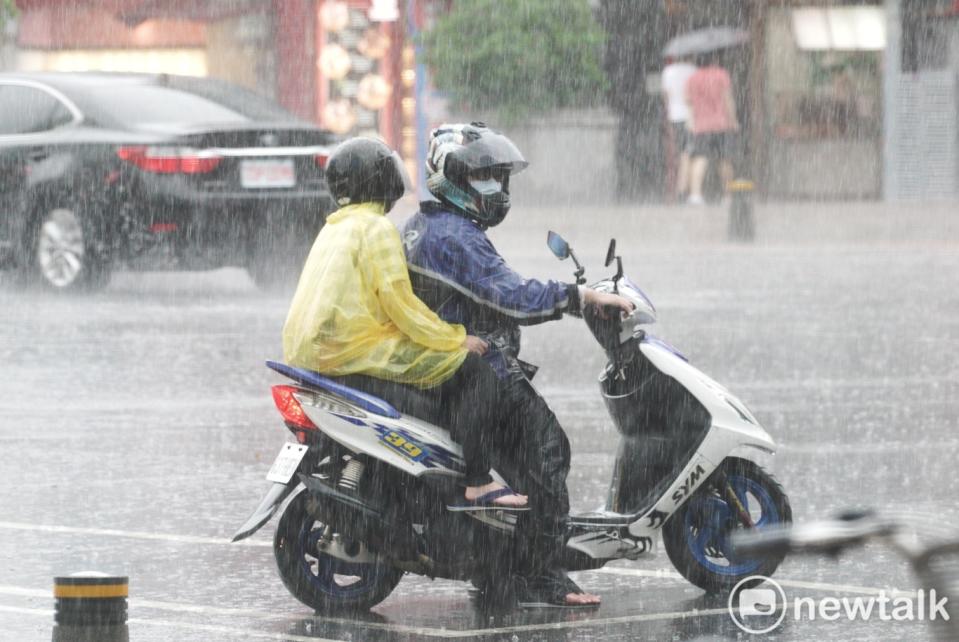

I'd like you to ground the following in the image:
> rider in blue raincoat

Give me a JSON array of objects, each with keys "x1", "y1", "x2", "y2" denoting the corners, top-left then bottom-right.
[{"x1": 402, "y1": 122, "x2": 633, "y2": 608}]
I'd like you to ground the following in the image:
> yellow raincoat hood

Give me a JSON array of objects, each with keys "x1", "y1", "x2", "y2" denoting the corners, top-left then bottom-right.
[{"x1": 282, "y1": 202, "x2": 468, "y2": 388}]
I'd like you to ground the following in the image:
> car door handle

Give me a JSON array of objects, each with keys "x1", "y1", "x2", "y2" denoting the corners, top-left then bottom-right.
[{"x1": 27, "y1": 147, "x2": 48, "y2": 162}]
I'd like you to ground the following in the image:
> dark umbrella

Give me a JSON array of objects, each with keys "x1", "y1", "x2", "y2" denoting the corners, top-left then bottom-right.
[{"x1": 663, "y1": 26, "x2": 749, "y2": 57}]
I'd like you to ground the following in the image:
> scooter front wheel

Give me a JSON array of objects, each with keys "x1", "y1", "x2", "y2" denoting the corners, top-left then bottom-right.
[
  {"x1": 273, "y1": 491, "x2": 403, "y2": 612},
  {"x1": 663, "y1": 457, "x2": 792, "y2": 593}
]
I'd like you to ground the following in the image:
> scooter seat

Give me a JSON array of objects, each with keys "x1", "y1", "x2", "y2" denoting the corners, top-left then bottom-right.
[{"x1": 266, "y1": 360, "x2": 401, "y2": 419}]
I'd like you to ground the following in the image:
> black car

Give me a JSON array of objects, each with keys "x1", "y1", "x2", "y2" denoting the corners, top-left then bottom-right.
[{"x1": 0, "y1": 72, "x2": 337, "y2": 291}]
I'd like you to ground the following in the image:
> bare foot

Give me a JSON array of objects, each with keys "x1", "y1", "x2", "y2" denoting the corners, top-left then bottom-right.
[
  {"x1": 464, "y1": 481, "x2": 528, "y2": 508},
  {"x1": 566, "y1": 591, "x2": 601, "y2": 606}
]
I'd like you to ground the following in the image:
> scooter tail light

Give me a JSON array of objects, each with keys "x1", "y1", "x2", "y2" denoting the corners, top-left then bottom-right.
[{"x1": 271, "y1": 385, "x2": 318, "y2": 431}]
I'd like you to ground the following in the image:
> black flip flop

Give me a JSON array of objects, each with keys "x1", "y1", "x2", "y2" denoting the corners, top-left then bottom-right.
[{"x1": 446, "y1": 486, "x2": 529, "y2": 512}]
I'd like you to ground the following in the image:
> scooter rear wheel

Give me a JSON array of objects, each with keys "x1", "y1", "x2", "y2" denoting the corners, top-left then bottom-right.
[
  {"x1": 273, "y1": 491, "x2": 403, "y2": 612},
  {"x1": 663, "y1": 457, "x2": 792, "y2": 593}
]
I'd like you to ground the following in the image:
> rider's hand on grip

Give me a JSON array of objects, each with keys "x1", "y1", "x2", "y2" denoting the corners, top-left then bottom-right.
[
  {"x1": 583, "y1": 289, "x2": 635, "y2": 320},
  {"x1": 462, "y1": 335, "x2": 488, "y2": 355}
]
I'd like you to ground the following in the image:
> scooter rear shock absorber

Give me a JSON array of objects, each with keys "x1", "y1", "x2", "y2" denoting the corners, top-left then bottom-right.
[{"x1": 338, "y1": 457, "x2": 365, "y2": 493}]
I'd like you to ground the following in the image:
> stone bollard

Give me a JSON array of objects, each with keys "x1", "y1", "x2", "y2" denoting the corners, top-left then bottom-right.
[
  {"x1": 52, "y1": 572, "x2": 129, "y2": 642},
  {"x1": 727, "y1": 179, "x2": 756, "y2": 242}
]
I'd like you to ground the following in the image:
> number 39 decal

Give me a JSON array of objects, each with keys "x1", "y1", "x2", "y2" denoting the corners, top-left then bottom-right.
[{"x1": 380, "y1": 430, "x2": 426, "y2": 461}]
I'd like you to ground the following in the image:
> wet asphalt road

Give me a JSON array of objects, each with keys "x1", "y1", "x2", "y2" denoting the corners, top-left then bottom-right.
[{"x1": 1, "y1": 201, "x2": 958, "y2": 641}]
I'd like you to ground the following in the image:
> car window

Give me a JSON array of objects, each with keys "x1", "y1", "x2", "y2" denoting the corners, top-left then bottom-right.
[
  {"x1": 0, "y1": 85, "x2": 74, "y2": 135},
  {"x1": 49, "y1": 100, "x2": 74, "y2": 129},
  {"x1": 82, "y1": 85, "x2": 294, "y2": 128},
  {"x1": 164, "y1": 76, "x2": 300, "y2": 122}
]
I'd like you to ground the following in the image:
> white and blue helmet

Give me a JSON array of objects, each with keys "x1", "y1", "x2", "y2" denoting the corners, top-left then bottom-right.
[{"x1": 425, "y1": 122, "x2": 528, "y2": 227}]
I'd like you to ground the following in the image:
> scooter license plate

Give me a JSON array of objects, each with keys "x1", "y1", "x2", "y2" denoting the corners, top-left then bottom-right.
[{"x1": 266, "y1": 443, "x2": 310, "y2": 484}]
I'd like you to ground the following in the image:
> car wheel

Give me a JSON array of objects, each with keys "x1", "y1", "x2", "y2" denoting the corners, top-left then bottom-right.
[{"x1": 27, "y1": 207, "x2": 111, "y2": 292}]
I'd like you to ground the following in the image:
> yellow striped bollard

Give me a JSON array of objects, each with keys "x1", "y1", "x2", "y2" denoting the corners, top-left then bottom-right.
[
  {"x1": 727, "y1": 179, "x2": 756, "y2": 242},
  {"x1": 52, "y1": 572, "x2": 128, "y2": 642}
]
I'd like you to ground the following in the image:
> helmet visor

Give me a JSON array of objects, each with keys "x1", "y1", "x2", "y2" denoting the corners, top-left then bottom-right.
[{"x1": 454, "y1": 131, "x2": 529, "y2": 175}]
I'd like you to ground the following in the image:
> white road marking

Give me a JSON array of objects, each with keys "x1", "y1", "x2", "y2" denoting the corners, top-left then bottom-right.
[
  {"x1": 0, "y1": 604, "x2": 53, "y2": 617},
  {"x1": 0, "y1": 521, "x2": 271, "y2": 547},
  {"x1": 442, "y1": 607, "x2": 734, "y2": 637},
  {"x1": 0, "y1": 564, "x2": 925, "y2": 640},
  {"x1": 0, "y1": 592, "x2": 729, "y2": 639},
  {"x1": 596, "y1": 566, "x2": 921, "y2": 599},
  {"x1": 0, "y1": 587, "x2": 50, "y2": 598},
  {"x1": 0, "y1": 523, "x2": 928, "y2": 636},
  {"x1": 0, "y1": 603, "x2": 342, "y2": 642},
  {"x1": 0, "y1": 586, "x2": 473, "y2": 639},
  {"x1": 129, "y1": 617, "x2": 344, "y2": 642}
]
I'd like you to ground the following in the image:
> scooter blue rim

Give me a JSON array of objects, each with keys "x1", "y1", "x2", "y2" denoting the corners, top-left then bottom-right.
[
  {"x1": 684, "y1": 473, "x2": 781, "y2": 577},
  {"x1": 297, "y1": 518, "x2": 390, "y2": 599}
]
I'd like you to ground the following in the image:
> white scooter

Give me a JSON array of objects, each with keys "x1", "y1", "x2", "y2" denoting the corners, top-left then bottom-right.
[{"x1": 232, "y1": 232, "x2": 792, "y2": 611}]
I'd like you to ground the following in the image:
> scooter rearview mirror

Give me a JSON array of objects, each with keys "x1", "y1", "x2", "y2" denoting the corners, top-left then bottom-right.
[
  {"x1": 546, "y1": 231, "x2": 570, "y2": 260},
  {"x1": 604, "y1": 239, "x2": 617, "y2": 268}
]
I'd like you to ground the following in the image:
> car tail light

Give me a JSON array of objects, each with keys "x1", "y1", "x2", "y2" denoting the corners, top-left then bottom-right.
[
  {"x1": 272, "y1": 385, "x2": 318, "y2": 431},
  {"x1": 314, "y1": 153, "x2": 329, "y2": 168},
  {"x1": 180, "y1": 152, "x2": 221, "y2": 173},
  {"x1": 117, "y1": 146, "x2": 222, "y2": 174}
]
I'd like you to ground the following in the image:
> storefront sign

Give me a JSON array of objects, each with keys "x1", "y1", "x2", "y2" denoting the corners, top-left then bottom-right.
[{"x1": 369, "y1": 0, "x2": 399, "y2": 22}]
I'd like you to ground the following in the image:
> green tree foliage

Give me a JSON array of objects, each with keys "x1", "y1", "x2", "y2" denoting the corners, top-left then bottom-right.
[
  {"x1": 1, "y1": 0, "x2": 15, "y2": 23},
  {"x1": 421, "y1": 0, "x2": 606, "y2": 121},
  {"x1": 1, "y1": 0, "x2": 17, "y2": 36}
]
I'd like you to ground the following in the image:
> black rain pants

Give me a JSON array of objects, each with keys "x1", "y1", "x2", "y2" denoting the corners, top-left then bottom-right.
[{"x1": 492, "y1": 372, "x2": 573, "y2": 597}]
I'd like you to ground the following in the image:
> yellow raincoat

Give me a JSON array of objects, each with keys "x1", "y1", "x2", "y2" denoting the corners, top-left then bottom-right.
[{"x1": 282, "y1": 202, "x2": 468, "y2": 388}]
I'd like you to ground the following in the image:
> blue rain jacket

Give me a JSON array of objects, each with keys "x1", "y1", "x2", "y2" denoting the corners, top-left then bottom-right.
[{"x1": 402, "y1": 203, "x2": 581, "y2": 378}]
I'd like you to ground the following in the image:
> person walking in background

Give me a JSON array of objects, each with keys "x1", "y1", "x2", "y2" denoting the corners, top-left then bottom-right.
[
  {"x1": 661, "y1": 56, "x2": 696, "y2": 202},
  {"x1": 685, "y1": 51, "x2": 739, "y2": 205}
]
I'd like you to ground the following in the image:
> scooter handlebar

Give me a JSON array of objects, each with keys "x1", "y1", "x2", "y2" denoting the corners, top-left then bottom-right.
[
  {"x1": 732, "y1": 512, "x2": 899, "y2": 558},
  {"x1": 732, "y1": 526, "x2": 795, "y2": 556}
]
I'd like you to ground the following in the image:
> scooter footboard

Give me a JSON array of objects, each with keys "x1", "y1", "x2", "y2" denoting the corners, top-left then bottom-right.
[{"x1": 566, "y1": 525, "x2": 657, "y2": 563}]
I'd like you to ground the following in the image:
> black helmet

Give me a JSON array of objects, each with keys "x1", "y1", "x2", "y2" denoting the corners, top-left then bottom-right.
[
  {"x1": 425, "y1": 122, "x2": 528, "y2": 227},
  {"x1": 326, "y1": 138, "x2": 410, "y2": 212}
]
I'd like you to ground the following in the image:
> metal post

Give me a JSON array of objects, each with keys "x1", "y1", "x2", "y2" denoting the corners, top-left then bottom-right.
[
  {"x1": 727, "y1": 179, "x2": 756, "y2": 242},
  {"x1": 52, "y1": 573, "x2": 128, "y2": 642},
  {"x1": 883, "y1": 0, "x2": 902, "y2": 202}
]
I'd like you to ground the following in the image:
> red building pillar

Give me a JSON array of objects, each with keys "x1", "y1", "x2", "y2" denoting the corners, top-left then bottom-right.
[
  {"x1": 379, "y1": 17, "x2": 402, "y2": 148},
  {"x1": 274, "y1": 0, "x2": 315, "y2": 121}
]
